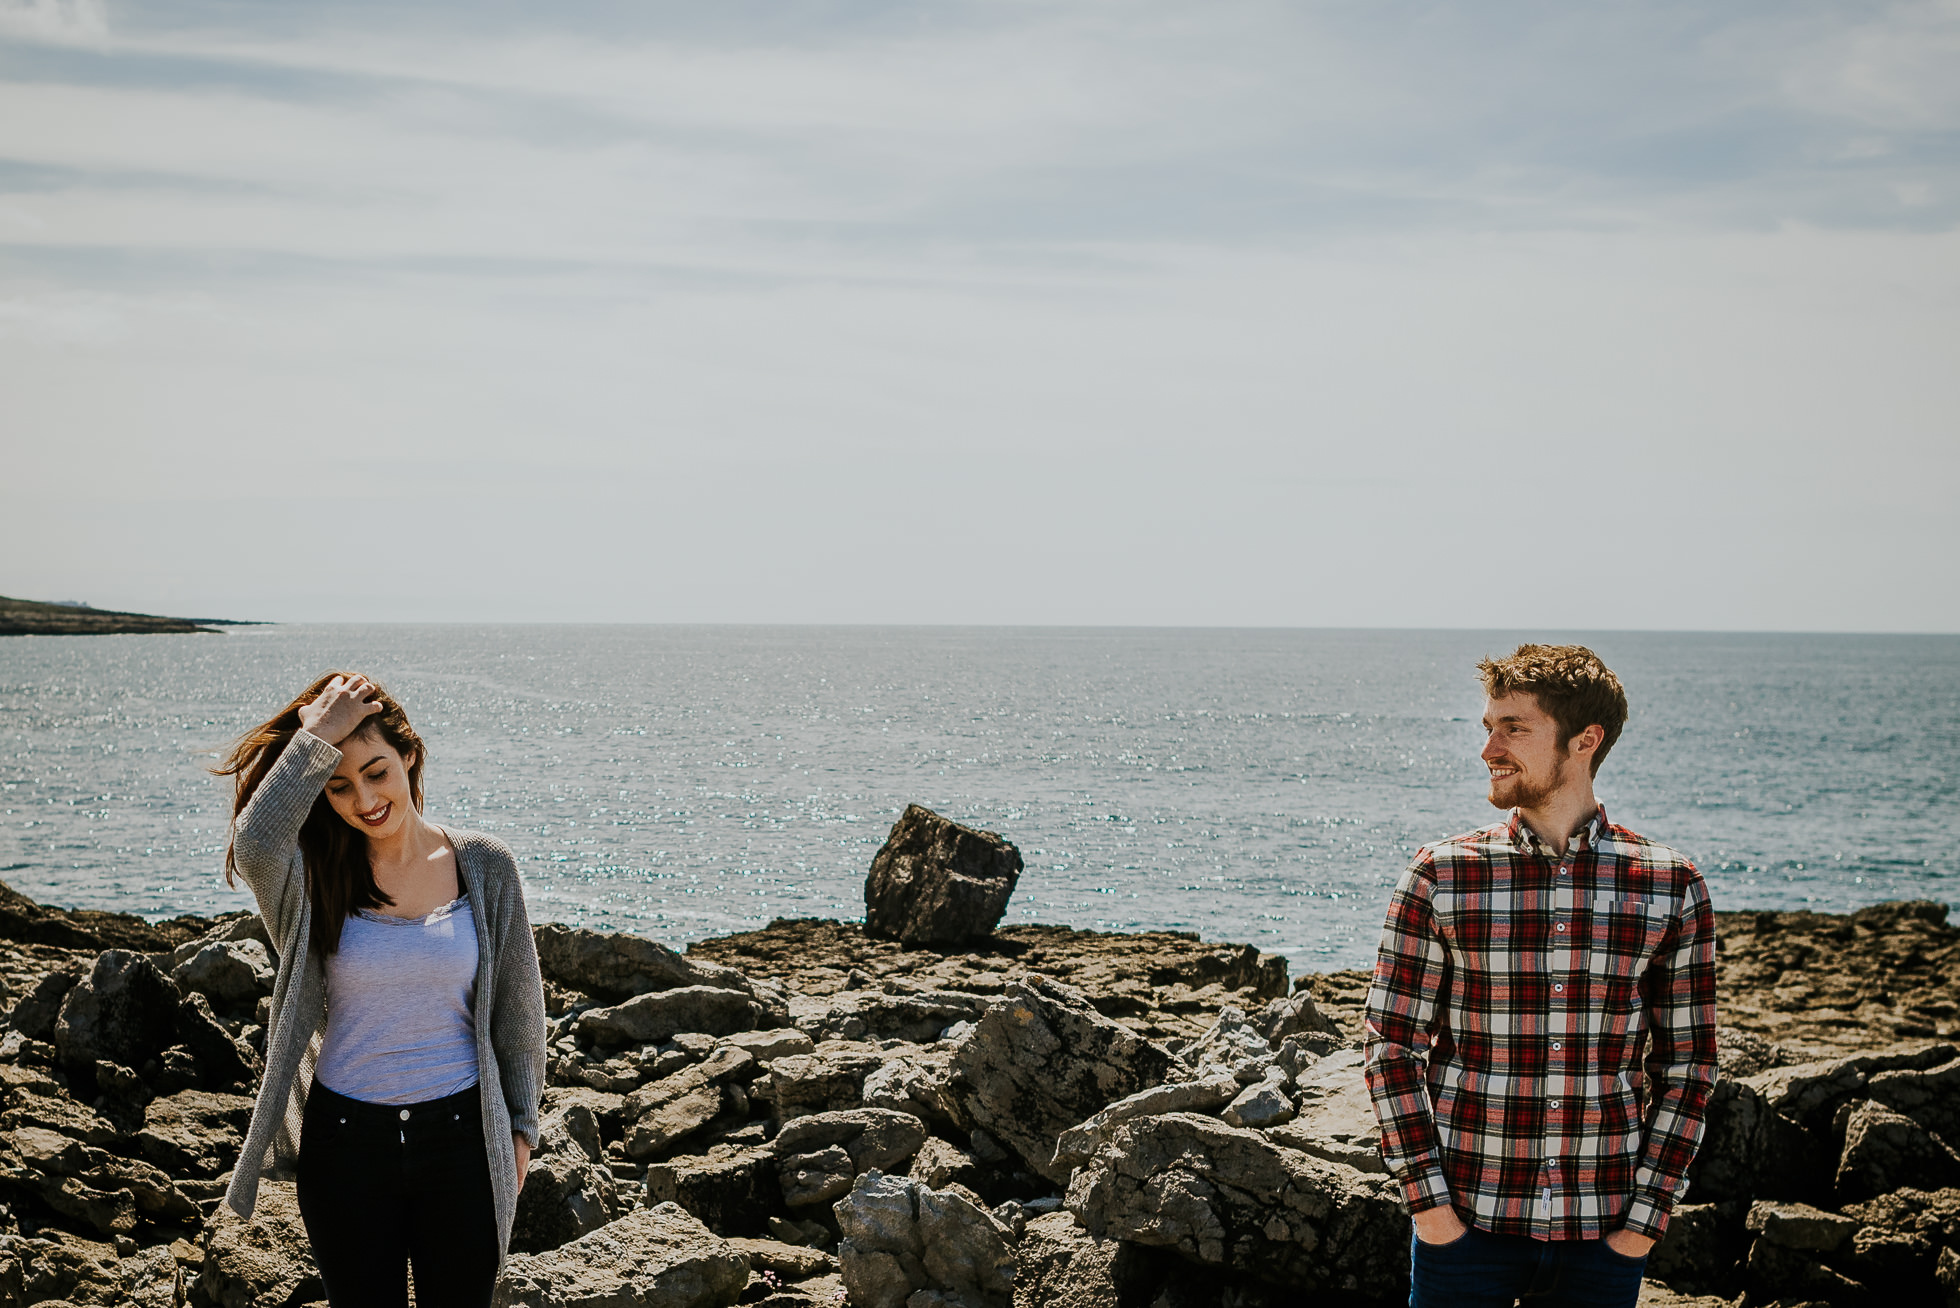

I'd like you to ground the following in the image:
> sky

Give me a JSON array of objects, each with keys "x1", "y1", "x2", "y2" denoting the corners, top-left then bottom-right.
[{"x1": 1, "y1": 0, "x2": 1957, "y2": 629}]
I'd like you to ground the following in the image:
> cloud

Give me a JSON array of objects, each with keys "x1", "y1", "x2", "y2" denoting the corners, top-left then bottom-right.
[
  {"x1": 0, "y1": 0, "x2": 107, "y2": 45},
  {"x1": 0, "y1": 1, "x2": 1956, "y2": 627},
  {"x1": 0, "y1": 291, "x2": 124, "y2": 343}
]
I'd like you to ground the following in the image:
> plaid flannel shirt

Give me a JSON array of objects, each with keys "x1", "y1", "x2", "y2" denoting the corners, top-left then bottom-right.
[{"x1": 1361, "y1": 806, "x2": 1718, "y2": 1240}]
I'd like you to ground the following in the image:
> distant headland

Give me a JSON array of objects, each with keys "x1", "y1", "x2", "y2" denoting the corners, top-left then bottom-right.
[{"x1": 0, "y1": 594, "x2": 261, "y2": 636}]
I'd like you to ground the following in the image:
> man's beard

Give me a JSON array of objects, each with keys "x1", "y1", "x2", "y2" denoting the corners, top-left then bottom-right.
[{"x1": 1487, "y1": 750, "x2": 1571, "y2": 810}]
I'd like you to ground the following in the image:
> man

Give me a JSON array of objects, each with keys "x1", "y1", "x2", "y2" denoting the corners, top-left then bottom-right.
[{"x1": 1363, "y1": 645, "x2": 1717, "y2": 1308}]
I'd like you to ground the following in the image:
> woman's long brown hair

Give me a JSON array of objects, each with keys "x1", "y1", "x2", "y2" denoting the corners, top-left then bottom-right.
[{"x1": 213, "y1": 671, "x2": 427, "y2": 957}]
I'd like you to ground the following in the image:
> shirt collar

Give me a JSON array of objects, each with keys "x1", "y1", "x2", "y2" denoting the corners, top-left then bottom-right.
[{"x1": 1507, "y1": 804, "x2": 1607, "y2": 855}]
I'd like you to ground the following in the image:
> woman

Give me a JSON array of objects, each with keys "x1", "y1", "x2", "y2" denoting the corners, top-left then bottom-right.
[{"x1": 214, "y1": 672, "x2": 546, "y2": 1308}]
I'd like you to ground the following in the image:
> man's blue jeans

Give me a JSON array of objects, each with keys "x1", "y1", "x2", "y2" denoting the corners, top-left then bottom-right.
[{"x1": 1410, "y1": 1225, "x2": 1648, "y2": 1308}]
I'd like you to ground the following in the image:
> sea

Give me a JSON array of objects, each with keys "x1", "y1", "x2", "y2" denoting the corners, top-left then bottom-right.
[{"x1": 0, "y1": 627, "x2": 1953, "y2": 974}]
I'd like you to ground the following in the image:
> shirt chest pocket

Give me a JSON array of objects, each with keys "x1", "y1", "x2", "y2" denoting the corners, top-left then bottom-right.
[{"x1": 1586, "y1": 893, "x2": 1669, "y2": 980}]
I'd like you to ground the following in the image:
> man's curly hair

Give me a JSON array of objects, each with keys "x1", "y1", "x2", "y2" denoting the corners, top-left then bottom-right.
[{"x1": 1476, "y1": 644, "x2": 1629, "y2": 776}]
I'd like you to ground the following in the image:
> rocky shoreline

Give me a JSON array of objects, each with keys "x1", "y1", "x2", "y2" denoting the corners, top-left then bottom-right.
[
  {"x1": 0, "y1": 597, "x2": 249, "y2": 638},
  {"x1": 0, "y1": 875, "x2": 1955, "y2": 1307}
]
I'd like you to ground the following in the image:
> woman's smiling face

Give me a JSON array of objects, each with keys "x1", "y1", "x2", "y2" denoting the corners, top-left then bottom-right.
[{"x1": 323, "y1": 727, "x2": 418, "y2": 840}]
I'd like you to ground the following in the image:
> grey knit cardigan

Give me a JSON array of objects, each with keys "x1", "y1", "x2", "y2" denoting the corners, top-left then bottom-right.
[{"x1": 220, "y1": 728, "x2": 547, "y2": 1262}]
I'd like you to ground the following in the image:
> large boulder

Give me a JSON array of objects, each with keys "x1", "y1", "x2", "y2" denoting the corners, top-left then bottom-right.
[
  {"x1": 52, "y1": 951, "x2": 180, "y2": 1079},
  {"x1": 863, "y1": 806, "x2": 1021, "y2": 947},
  {"x1": 533, "y1": 923, "x2": 756, "y2": 1003},
  {"x1": 190, "y1": 1179, "x2": 322, "y2": 1308},
  {"x1": 1065, "y1": 1112, "x2": 1407, "y2": 1301},
  {"x1": 834, "y1": 1170, "x2": 1016, "y2": 1308},
  {"x1": 492, "y1": 1203, "x2": 750, "y2": 1308},
  {"x1": 945, "y1": 977, "x2": 1180, "y2": 1186}
]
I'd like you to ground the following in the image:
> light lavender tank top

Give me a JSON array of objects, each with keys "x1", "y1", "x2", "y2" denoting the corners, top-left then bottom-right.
[{"x1": 316, "y1": 894, "x2": 480, "y2": 1105}]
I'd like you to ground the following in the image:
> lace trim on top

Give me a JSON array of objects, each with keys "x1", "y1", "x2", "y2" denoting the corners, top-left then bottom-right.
[{"x1": 353, "y1": 893, "x2": 470, "y2": 927}]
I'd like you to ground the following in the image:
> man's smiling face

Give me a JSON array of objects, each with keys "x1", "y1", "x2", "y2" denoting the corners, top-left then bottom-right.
[{"x1": 1479, "y1": 692, "x2": 1583, "y2": 811}]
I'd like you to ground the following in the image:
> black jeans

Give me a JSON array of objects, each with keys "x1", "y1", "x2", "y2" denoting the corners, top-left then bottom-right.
[
  {"x1": 1409, "y1": 1225, "x2": 1648, "y2": 1308},
  {"x1": 296, "y1": 1080, "x2": 500, "y2": 1308}
]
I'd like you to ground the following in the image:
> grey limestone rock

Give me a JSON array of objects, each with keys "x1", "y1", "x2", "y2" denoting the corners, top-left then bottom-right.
[
  {"x1": 1010, "y1": 1211, "x2": 1143, "y2": 1308},
  {"x1": 769, "y1": 1043, "x2": 889, "y2": 1122},
  {"x1": 909, "y1": 1137, "x2": 985, "y2": 1193},
  {"x1": 645, "y1": 1142, "x2": 784, "y2": 1234},
  {"x1": 0, "y1": 1088, "x2": 122, "y2": 1148},
  {"x1": 834, "y1": 1171, "x2": 1014, "y2": 1308},
  {"x1": 511, "y1": 1103, "x2": 625, "y2": 1254},
  {"x1": 774, "y1": 1109, "x2": 929, "y2": 1177},
  {"x1": 1745, "y1": 1234, "x2": 1869, "y2": 1305},
  {"x1": 946, "y1": 977, "x2": 1179, "y2": 1186},
  {"x1": 1867, "y1": 1055, "x2": 1960, "y2": 1143},
  {"x1": 0, "y1": 1230, "x2": 125, "y2": 1307},
  {"x1": 624, "y1": 1046, "x2": 756, "y2": 1160},
  {"x1": 533, "y1": 921, "x2": 758, "y2": 1004},
  {"x1": 863, "y1": 806, "x2": 1021, "y2": 947},
  {"x1": 1181, "y1": 1006, "x2": 1280, "y2": 1085},
  {"x1": 493, "y1": 1203, "x2": 751, "y2": 1308},
  {"x1": 797, "y1": 990, "x2": 993, "y2": 1045},
  {"x1": 168, "y1": 913, "x2": 275, "y2": 969},
  {"x1": 1688, "y1": 1073, "x2": 1829, "y2": 1203},
  {"x1": 1221, "y1": 1073, "x2": 1296, "y2": 1129},
  {"x1": 1050, "y1": 1073, "x2": 1240, "y2": 1174},
  {"x1": 1645, "y1": 1201, "x2": 1748, "y2": 1299},
  {"x1": 1064, "y1": 1112, "x2": 1407, "y2": 1301},
  {"x1": 859, "y1": 1046, "x2": 958, "y2": 1126},
  {"x1": 579, "y1": 986, "x2": 770, "y2": 1047},
  {"x1": 119, "y1": 1244, "x2": 183, "y2": 1308},
  {"x1": 135, "y1": 1090, "x2": 255, "y2": 1178},
  {"x1": 721, "y1": 1028, "x2": 816, "y2": 1063},
  {"x1": 1837, "y1": 1100, "x2": 1960, "y2": 1201},
  {"x1": 781, "y1": 1144, "x2": 855, "y2": 1207},
  {"x1": 9, "y1": 967, "x2": 83, "y2": 1042},
  {"x1": 1746, "y1": 1199, "x2": 1860, "y2": 1252},
  {"x1": 725, "y1": 1236, "x2": 836, "y2": 1281},
  {"x1": 1265, "y1": 1048, "x2": 1385, "y2": 1174},
  {"x1": 174, "y1": 991, "x2": 260, "y2": 1090},
  {"x1": 190, "y1": 1179, "x2": 322, "y2": 1308},
  {"x1": 53, "y1": 951, "x2": 179, "y2": 1079},
  {"x1": 170, "y1": 940, "x2": 274, "y2": 1011},
  {"x1": 1251, "y1": 993, "x2": 1340, "y2": 1049}
]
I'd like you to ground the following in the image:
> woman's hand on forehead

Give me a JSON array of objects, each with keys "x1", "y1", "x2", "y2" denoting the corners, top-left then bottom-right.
[{"x1": 298, "y1": 674, "x2": 385, "y2": 747}]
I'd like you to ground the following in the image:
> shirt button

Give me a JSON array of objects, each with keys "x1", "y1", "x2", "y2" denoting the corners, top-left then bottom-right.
[
  {"x1": 1556, "y1": 922, "x2": 1567, "y2": 932},
  {"x1": 399, "y1": 1109, "x2": 411, "y2": 1121},
  {"x1": 1554, "y1": 983, "x2": 1565, "y2": 992},
  {"x1": 1552, "y1": 1042, "x2": 1562, "y2": 1051},
  {"x1": 1550, "y1": 1100, "x2": 1561, "y2": 1109}
]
